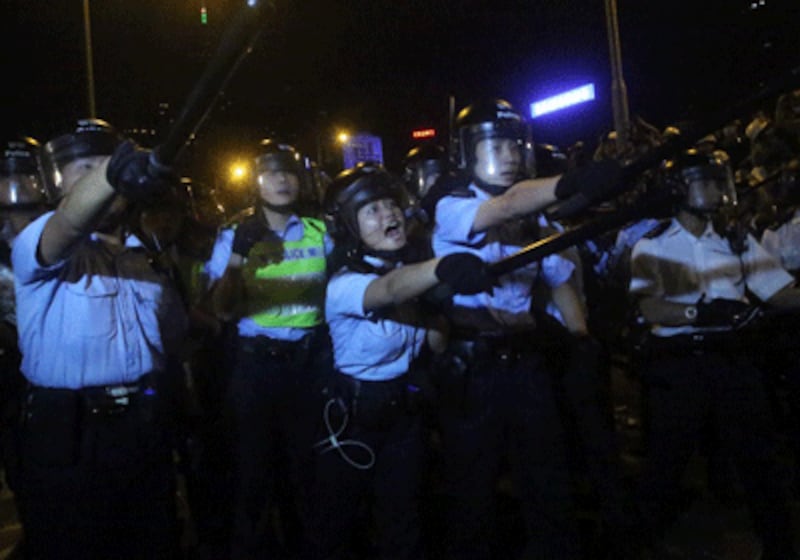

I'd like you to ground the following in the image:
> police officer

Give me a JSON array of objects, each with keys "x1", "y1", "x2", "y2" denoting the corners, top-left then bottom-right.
[
  {"x1": 430, "y1": 98, "x2": 622, "y2": 559},
  {"x1": 209, "y1": 139, "x2": 331, "y2": 559},
  {"x1": 12, "y1": 118, "x2": 186, "y2": 559},
  {"x1": 305, "y1": 163, "x2": 493, "y2": 559},
  {"x1": 402, "y1": 142, "x2": 450, "y2": 203},
  {"x1": 0, "y1": 137, "x2": 50, "y2": 516},
  {"x1": 629, "y1": 149, "x2": 800, "y2": 560}
]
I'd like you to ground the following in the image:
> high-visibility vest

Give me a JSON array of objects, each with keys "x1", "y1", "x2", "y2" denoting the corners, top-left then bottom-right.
[{"x1": 241, "y1": 217, "x2": 327, "y2": 328}]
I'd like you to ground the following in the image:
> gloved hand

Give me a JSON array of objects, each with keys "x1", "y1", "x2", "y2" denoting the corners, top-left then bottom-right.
[
  {"x1": 106, "y1": 140, "x2": 175, "y2": 202},
  {"x1": 232, "y1": 217, "x2": 270, "y2": 257},
  {"x1": 435, "y1": 252, "x2": 495, "y2": 295},
  {"x1": 695, "y1": 298, "x2": 751, "y2": 327},
  {"x1": 554, "y1": 159, "x2": 623, "y2": 201}
]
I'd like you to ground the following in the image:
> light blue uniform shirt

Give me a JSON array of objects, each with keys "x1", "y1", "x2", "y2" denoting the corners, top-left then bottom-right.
[
  {"x1": 326, "y1": 265, "x2": 427, "y2": 381},
  {"x1": 13, "y1": 211, "x2": 188, "y2": 389},
  {"x1": 205, "y1": 214, "x2": 333, "y2": 341},
  {"x1": 432, "y1": 184, "x2": 574, "y2": 330}
]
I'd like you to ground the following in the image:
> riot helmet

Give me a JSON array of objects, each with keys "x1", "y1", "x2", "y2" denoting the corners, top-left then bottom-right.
[
  {"x1": 455, "y1": 99, "x2": 534, "y2": 190},
  {"x1": 323, "y1": 162, "x2": 408, "y2": 247},
  {"x1": 41, "y1": 118, "x2": 122, "y2": 200},
  {"x1": 402, "y1": 142, "x2": 449, "y2": 199},
  {"x1": 254, "y1": 139, "x2": 302, "y2": 176},
  {"x1": 254, "y1": 139, "x2": 302, "y2": 212},
  {"x1": 663, "y1": 149, "x2": 737, "y2": 215},
  {"x1": 0, "y1": 137, "x2": 47, "y2": 209}
]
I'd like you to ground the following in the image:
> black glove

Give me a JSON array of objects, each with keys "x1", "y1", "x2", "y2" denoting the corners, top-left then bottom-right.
[
  {"x1": 435, "y1": 253, "x2": 495, "y2": 295},
  {"x1": 554, "y1": 159, "x2": 623, "y2": 201},
  {"x1": 695, "y1": 298, "x2": 751, "y2": 327},
  {"x1": 106, "y1": 140, "x2": 175, "y2": 202},
  {"x1": 232, "y1": 217, "x2": 271, "y2": 257}
]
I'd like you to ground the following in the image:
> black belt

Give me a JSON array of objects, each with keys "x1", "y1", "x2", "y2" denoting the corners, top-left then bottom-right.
[
  {"x1": 647, "y1": 332, "x2": 737, "y2": 355},
  {"x1": 29, "y1": 373, "x2": 157, "y2": 416},
  {"x1": 240, "y1": 334, "x2": 312, "y2": 360},
  {"x1": 448, "y1": 333, "x2": 537, "y2": 366}
]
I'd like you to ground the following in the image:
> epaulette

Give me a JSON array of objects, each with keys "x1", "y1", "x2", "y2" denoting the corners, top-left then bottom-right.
[
  {"x1": 419, "y1": 172, "x2": 474, "y2": 218},
  {"x1": 642, "y1": 219, "x2": 672, "y2": 239}
]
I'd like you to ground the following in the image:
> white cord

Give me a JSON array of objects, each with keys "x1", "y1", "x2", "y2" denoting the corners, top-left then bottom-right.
[{"x1": 313, "y1": 397, "x2": 375, "y2": 470}]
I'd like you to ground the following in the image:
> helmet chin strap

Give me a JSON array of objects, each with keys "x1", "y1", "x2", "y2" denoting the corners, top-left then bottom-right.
[
  {"x1": 473, "y1": 176, "x2": 509, "y2": 196},
  {"x1": 364, "y1": 246, "x2": 408, "y2": 265},
  {"x1": 679, "y1": 201, "x2": 718, "y2": 220},
  {"x1": 261, "y1": 200, "x2": 295, "y2": 214}
]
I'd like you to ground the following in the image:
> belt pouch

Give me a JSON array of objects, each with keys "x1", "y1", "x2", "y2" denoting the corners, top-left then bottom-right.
[{"x1": 23, "y1": 389, "x2": 81, "y2": 467}]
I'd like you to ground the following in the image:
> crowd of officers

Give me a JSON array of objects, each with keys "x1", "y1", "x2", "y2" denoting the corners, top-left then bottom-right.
[{"x1": 1, "y1": 91, "x2": 800, "y2": 560}]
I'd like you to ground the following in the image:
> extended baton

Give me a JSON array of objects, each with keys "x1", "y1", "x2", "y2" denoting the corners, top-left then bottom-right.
[
  {"x1": 489, "y1": 186, "x2": 677, "y2": 277},
  {"x1": 150, "y1": 0, "x2": 271, "y2": 172}
]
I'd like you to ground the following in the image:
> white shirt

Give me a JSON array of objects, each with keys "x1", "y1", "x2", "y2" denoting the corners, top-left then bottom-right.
[{"x1": 630, "y1": 218, "x2": 793, "y2": 337}]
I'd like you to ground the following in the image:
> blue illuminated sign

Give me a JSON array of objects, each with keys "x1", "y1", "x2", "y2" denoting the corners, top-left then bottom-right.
[
  {"x1": 342, "y1": 133, "x2": 384, "y2": 169},
  {"x1": 530, "y1": 84, "x2": 596, "y2": 119}
]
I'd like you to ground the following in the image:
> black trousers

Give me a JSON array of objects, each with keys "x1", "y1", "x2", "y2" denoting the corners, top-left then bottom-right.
[
  {"x1": 227, "y1": 334, "x2": 324, "y2": 559},
  {"x1": 437, "y1": 339, "x2": 581, "y2": 560},
  {"x1": 16, "y1": 380, "x2": 178, "y2": 560},
  {"x1": 637, "y1": 349, "x2": 795, "y2": 558},
  {"x1": 302, "y1": 373, "x2": 426, "y2": 560}
]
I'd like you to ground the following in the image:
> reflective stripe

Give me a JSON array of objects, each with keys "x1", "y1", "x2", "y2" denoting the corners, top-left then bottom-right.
[{"x1": 242, "y1": 217, "x2": 327, "y2": 328}]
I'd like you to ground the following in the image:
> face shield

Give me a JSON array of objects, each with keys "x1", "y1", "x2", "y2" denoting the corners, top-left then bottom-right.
[
  {"x1": 0, "y1": 139, "x2": 49, "y2": 239},
  {"x1": 41, "y1": 120, "x2": 121, "y2": 201},
  {"x1": 682, "y1": 163, "x2": 737, "y2": 213},
  {"x1": 460, "y1": 119, "x2": 535, "y2": 189},
  {"x1": 403, "y1": 158, "x2": 446, "y2": 199}
]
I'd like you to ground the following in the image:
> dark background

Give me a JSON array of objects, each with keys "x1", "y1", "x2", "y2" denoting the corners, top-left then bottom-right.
[{"x1": 2, "y1": 0, "x2": 799, "y2": 184}]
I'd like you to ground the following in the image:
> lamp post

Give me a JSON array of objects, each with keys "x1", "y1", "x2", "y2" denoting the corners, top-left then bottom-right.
[
  {"x1": 604, "y1": 0, "x2": 630, "y2": 153},
  {"x1": 82, "y1": 0, "x2": 97, "y2": 118}
]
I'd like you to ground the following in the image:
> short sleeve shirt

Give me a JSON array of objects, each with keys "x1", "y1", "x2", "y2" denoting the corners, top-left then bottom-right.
[
  {"x1": 325, "y1": 266, "x2": 427, "y2": 381},
  {"x1": 432, "y1": 184, "x2": 574, "y2": 330},
  {"x1": 13, "y1": 211, "x2": 188, "y2": 389}
]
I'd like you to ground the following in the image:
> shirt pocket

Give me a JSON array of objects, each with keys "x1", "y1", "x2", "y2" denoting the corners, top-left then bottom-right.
[{"x1": 64, "y1": 277, "x2": 119, "y2": 338}]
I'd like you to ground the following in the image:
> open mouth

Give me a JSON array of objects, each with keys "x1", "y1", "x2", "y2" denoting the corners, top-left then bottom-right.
[{"x1": 384, "y1": 222, "x2": 402, "y2": 237}]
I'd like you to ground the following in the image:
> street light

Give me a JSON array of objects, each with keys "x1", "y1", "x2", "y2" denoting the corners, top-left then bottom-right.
[
  {"x1": 82, "y1": 0, "x2": 97, "y2": 117},
  {"x1": 229, "y1": 161, "x2": 250, "y2": 184},
  {"x1": 336, "y1": 131, "x2": 350, "y2": 145}
]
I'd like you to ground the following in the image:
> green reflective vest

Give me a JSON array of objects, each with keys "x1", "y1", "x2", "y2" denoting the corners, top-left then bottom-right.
[{"x1": 240, "y1": 217, "x2": 327, "y2": 328}]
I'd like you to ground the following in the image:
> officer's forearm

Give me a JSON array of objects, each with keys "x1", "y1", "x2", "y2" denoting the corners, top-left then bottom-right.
[
  {"x1": 212, "y1": 264, "x2": 244, "y2": 320},
  {"x1": 472, "y1": 177, "x2": 559, "y2": 232},
  {"x1": 38, "y1": 158, "x2": 117, "y2": 265},
  {"x1": 551, "y1": 281, "x2": 588, "y2": 336},
  {"x1": 638, "y1": 296, "x2": 696, "y2": 326},
  {"x1": 363, "y1": 259, "x2": 440, "y2": 311}
]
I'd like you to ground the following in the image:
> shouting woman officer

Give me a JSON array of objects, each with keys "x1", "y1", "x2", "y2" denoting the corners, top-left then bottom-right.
[{"x1": 304, "y1": 163, "x2": 493, "y2": 559}]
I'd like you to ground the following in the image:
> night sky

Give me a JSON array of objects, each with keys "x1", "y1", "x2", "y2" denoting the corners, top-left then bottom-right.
[{"x1": 3, "y1": 0, "x2": 799, "y2": 182}]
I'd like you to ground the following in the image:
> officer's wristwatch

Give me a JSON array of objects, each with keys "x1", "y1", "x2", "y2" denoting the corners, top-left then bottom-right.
[{"x1": 684, "y1": 305, "x2": 698, "y2": 321}]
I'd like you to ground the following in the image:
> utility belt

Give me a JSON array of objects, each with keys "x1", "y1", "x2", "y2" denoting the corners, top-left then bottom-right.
[
  {"x1": 239, "y1": 333, "x2": 314, "y2": 362},
  {"x1": 446, "y1": 328, "x2": 538, "y2": 369},
  {"x1": 26, "y1": 373, "x2": 158, "y2": 417},
  {"x1": 20, "y1": 373, "x2": 162, "y2": 468},
  {"x1": 646, "y1": 332, "x2": 740, "y2": 356},
  {"x1": 326, "y1": 371, "x2": 423, "y2": 431}
]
